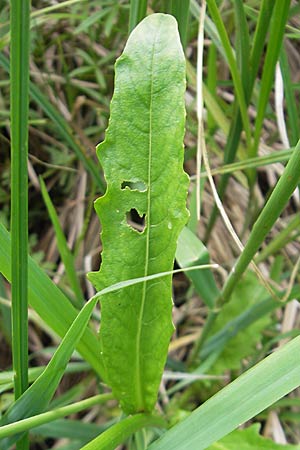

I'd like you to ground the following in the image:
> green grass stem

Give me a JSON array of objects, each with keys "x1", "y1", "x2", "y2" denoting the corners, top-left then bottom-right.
[
  {"x1": 0, "y1": 394, "x2": 113, "y2": 439},
  {"x1": 10, "y1": 0, "x2": 31, "y2": 447},
  {"x1": 195, "y1": 142, "x2": 300, "y2": 356},
  {"x1": 221, "y1": 141, "x2": 300, "y2": 305}
]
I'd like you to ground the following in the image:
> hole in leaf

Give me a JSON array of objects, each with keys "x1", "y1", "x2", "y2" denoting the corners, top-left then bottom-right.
[
  {"x1": 126, "y1": 209, "x2": 146, "y2": 233},
  {"x1": 121, "y1": 180, "x2": 147, "y2": 192}
]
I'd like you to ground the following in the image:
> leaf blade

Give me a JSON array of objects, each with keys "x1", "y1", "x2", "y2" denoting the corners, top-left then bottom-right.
[{"x1": 88, "y1": 13, "x2": 188, "y2": 414}]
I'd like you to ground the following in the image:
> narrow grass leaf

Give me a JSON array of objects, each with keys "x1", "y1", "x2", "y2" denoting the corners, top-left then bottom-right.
[
  {"x1": 279, "y1": 47, "x2": 299, "y2": 146},
  {"x1": 249, "y1": 0, "x2": 275, "y2": 88},
  {"x1": 206, "y1": 0, "x2": 251, "y2": 147},
  {"x1": 251, "y1": 0, "x2": 291, "y2": 160},
  {"x1": 10, "y1": 1, "x2": 31, "y2": 446},
  {"x1": 88, "y1": 14, "x2": 189, "y2": 414},
  {"x1": 0, "y1": 297, "x2": 98, "y2": 449},
  {"x1": 0, "y1": 394, "x2": 113, "y2": 440},
  {"x1": 129, "y1": 0, "x2": 147, "y2": 32},
  {"x1": 234, "y1": 0, "x2": 250, "y2": 93},
  {"x1": 169, "y1": 0, "x2": 190, "y2": 49},
  {"x1": 40, "y1": 177, "x2": 83, "y2": 307},
  {"x1": 205, "y1": 0, "x2": 275, "y2": 239},
  {"x1": 10, "y1": 0, "x2": 31, "y2": 408},
  {"x1": 148, "y1": 335, "x2": 300, "y2": 450}
]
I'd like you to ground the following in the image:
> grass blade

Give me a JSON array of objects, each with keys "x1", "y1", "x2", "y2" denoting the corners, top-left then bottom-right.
[
  {"x1": 206, "y1": 0, "x2": 251, "y2": 147},
  {"x1": 10, "y1": 0, "x2": 31, "y2": 447},
  {"x1": 148, "y1": 335, "x2": 300, "y2": 450},
  {"x1": 204, "y1": 0, "x2": 276, "y2": 240},
  {"x1": 129, "y1": 0, "x2": 147, "y2": 33},
  {"x1": 0, "y1": 394, "x2": 113, "y2": 440},
  {"x1": 40, "y1": 177, "x2": 83, "y2": 308},
  {"x1": 279, "y1": 46, "x2": 299, "y2": 146},
  {"x1": 251, "y1": 0, "x2": 291, "y2": 160},
  {"x1": 249, "y1": 0, "x2": 275, "y2": 88},
  {"x1": 169, "y1": 0, "x2": 190, "y2": 49},
  {"x1": 234, "y1": 0, "x2": 250, "y2": 93}
]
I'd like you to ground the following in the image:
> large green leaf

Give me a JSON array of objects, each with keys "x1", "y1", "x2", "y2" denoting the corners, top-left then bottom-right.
[{"x1": 88, "y1": 13, "x2": 189, "y2": 414}]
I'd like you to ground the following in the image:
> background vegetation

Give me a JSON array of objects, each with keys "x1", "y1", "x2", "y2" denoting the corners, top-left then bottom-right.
[{"x1": 1, "y1": 0, "x2": 300, "y2": 449}]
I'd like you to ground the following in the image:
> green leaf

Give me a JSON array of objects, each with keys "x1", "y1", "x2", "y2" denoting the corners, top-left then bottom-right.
[
  {"x1": 208, "y1": 424, "x2": 300, "y2": 450},
  {"x1": 88, "y1": 13, "x2": 189, "y2": 414}
]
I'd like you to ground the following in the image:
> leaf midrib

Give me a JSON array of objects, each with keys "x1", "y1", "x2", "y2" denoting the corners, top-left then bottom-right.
[{"x1": 135, "y1": 24, "x2": 160, "y2": 411}]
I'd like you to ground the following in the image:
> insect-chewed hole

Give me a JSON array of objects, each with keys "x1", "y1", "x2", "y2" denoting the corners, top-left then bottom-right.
[
  {"x1": 126, "y1": 209, "x2": 146, "y2": 233},
  {"x1": 121, "y1": 180, "x2": 147, "y2": 192}
]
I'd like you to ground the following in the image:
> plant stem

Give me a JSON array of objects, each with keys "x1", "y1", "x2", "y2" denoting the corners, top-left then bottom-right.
[
  {"x1": 194, "y1": 141, "x2": 300, "y2": 356},
  {"x1": 220, "y1": 141, "x2": 300, "y2": 305},
  {"x1": 0, "y1": 393, "x2": 114, "y2": 439}
]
